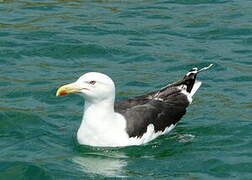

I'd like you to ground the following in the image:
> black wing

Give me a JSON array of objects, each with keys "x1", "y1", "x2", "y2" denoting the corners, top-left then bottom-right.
[
  {"x1": 115, "y1": 86, "x2": 189, "y2": 137},
  {"x1": 114, "y1": 73, "x2": 193, "y2": 138},
  {"x1": 114, "y1": 64, "x2": 213, "y2": 138},
  {"x1": 115, "y1": 89, "x2": 189, "y2": 138}
]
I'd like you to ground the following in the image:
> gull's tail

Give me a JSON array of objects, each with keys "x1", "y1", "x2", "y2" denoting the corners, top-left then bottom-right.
[
  {"x1": 152, "y1": 64, "x2": 213, "y2": 102},
  {"x1": 163, "y1": 64, "x2": 213, "y2": 97},
  {"x1": 182, "y1": 64, "x2": 213, "y2": 97}
]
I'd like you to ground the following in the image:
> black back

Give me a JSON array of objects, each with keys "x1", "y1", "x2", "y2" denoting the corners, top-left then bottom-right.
[{"x1": 114, "y1": 70, "x2": 197, "y2": 138}]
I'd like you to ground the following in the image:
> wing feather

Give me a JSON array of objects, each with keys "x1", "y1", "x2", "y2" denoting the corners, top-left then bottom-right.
[{"x1": 115, "y1": 91, "x2": 189, "y2": 138}]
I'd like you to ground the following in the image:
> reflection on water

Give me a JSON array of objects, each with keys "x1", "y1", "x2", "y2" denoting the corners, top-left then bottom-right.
[
  {"x1": 72, "y1": 155, "x2": 127, "y2": 177},
  {"x1": 177, "y1": 134, "x2": 195, "y2": 143}
]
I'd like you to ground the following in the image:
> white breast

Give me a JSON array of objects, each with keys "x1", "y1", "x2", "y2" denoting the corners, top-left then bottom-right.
[
  {"x1": 77, "y1": 111, "x2": 176, "y2": 147},
  {"x1": 77, "y1": 112, "x2": 130, "y2": 147}
]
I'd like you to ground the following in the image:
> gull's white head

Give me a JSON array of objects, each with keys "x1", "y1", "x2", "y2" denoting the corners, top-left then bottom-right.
[{"x1": 56, "y1": 72, "x2": 115, "y2": 103}]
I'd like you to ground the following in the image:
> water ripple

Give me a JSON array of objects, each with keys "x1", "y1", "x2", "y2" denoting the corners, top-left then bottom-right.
[{"x1": 0, "y1": 0, "x2": 252, "y2": 179}]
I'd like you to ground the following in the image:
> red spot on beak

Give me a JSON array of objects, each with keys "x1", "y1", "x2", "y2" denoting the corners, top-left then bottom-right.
[{"x1": 59, "y1": 91, "x2": 67, "y2": 96}]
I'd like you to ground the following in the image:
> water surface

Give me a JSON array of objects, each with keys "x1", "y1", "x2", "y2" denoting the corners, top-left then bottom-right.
[{"x1": 0, "y1": 0, "x2": 252, "y2": 179}]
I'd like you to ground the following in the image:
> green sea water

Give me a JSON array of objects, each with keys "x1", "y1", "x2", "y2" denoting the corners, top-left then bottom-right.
[{"x1": 0, "y1": 0, "x2": 252, "y2": 179}]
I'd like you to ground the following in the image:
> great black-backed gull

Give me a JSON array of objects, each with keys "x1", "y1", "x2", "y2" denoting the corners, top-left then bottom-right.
[{"x1": 56, "y1": 64, "x2": 213, "y2": 147}]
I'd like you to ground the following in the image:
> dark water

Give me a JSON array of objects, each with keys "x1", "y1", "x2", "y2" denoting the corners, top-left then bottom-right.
[{"x1": 0, "y1": 0, "x2": 252, "y2": 179}]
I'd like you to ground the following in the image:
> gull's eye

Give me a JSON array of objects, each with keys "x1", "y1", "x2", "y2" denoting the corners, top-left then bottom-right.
[{"x1": 89, "y1": 81, "x2": 96, "y2": 85}]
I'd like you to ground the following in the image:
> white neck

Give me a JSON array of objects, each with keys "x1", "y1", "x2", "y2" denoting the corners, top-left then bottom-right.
[
  {"x1": 77, "y1": 97, "x2": 128, "y2": 146},
  {"x1": 82, "y1": 98, "x2": 115, "y2": 125}
]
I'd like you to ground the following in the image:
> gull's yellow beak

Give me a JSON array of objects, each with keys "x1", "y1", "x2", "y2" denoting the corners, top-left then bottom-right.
[{"x1": 56, "y1": 83, "x2": 86, "y2": 96}]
